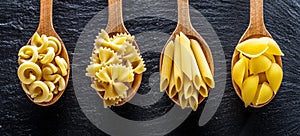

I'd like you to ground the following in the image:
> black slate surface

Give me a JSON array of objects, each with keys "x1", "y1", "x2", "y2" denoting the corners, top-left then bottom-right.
[{"x1": 0, "y1": 0, "x2": 300, "y2": 136}]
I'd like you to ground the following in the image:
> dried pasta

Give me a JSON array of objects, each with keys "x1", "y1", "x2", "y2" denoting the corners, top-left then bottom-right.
[
  {"x1": 160, "y1": 32, "x2": 215, "y2": 111},
  {"x1": 86, "y1": 29, "x2": 146, "y2": 108},
  {"x1": 160, "y1": 41, "x2": 174, "y2": 91},
  {"x1": 17, "y1": 32, "x2": 68, "y2": 103},
  {"x1": 232, "y1": 37, "x2": 284, "y2": 107}
]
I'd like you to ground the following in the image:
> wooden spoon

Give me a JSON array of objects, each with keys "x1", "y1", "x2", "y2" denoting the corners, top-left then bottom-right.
[
  {"x1": 160, "y1": 0, "x2": 214, "y2": 107},
  {"x1": 95, "y1": 0, "x2": 142, "y2": 106},
  {"x1": 231, "y1": 0, "x2": 282, "y2": 108},
  {"x1": 23, "y1": 0, "x2": 70, "y2": 106}
]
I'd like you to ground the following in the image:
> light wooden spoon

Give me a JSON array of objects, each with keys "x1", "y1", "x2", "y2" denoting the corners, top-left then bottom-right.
[
  {"x1": 160, "y1": 0, "x2": 214, "y2": 107},
  {"x1": 23, "y1": 0, "x2": 70, "y2": 106},
  {"x1": 95, "y1": 0, "x2": 142, "y2": 106},
  {"x1": 231, "y1": 0, "x2": 282, "y2": 108}
]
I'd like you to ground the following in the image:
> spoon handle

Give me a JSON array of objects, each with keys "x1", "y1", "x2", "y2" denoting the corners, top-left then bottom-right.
[
  {"x1": 248, "y1": 0, "x2": 267, "y2": 36},
  {"x1": 177, "y1": 0, "x2": 193, "y2": 32},
  {"x1": 38, "y1": 0, "x2": 54, "y2": 32},
  {"x1": 106, "y1": 0, "x2": 127, "y2": 34}
]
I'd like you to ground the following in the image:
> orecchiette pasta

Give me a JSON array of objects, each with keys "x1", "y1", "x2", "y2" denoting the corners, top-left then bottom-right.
[
  {"x1": 17, "y1": 32, "x2": 68, "y2": 103},
  {"x1": 160, "y1": 32, "x2": 215, "y2": 111},
  {"x1": 86, "y1": 29, "x2": 146, "y2": 108},
  {"x1": 232, "y1": 37, "x2": 284, "y2": 107}
]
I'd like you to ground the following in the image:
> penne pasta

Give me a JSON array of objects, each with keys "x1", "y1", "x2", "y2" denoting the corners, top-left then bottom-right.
[
  {"x1": 188, "y1": 89, "x2": 199, "y2": 111},
  {"x1": 168, "y1": 68, "x2": 177, "y2": 98},
  {"x1": 160, "y1": 41, "x2": 175, "y2": 92},
  {"x1": 183, "y1": 75, "x2": 193, "y2": 99},
  {"x1": 190, "y1": 39, "x2": 215, "y2": 88},
  {"x1": 178, "y1": 91, "x2": 188, "y2": 109},
  {"x1": 179, "y1": 32, "x2": 192, "y2": 80},
  {"x1": 173, "y1": 35, "x2": 183, "y2": 91}
]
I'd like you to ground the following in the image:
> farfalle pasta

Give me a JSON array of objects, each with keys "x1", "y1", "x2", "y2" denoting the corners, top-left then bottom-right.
[
  {"x1": 86, "y1": 29, "x2": 146, "y2": 108},
  {"x1": 232, "y1": 37, "x2": 284, "y2": 107},
  {"x1": 17, "y1": 32, "x2": 68, "y2": 103},
  {"x1": 160, "y1": 32, "x2": 215, "y2": 111}
]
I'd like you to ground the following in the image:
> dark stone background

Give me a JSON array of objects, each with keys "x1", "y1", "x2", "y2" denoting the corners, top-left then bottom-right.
[{"x1": 0, "y1": 0, "x2": 299, "y2": 135}]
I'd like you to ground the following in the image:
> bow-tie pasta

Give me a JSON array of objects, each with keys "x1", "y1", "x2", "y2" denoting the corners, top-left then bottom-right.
[
  {"x1": 232, "y1": 37, "x2": 284, "y2": 107},
  {"x1": 86, "y1": 29, "x2": 146, "y2": 108},
  {"x1": 17, "y1": 32, "x2": 69, "y2": 103}
]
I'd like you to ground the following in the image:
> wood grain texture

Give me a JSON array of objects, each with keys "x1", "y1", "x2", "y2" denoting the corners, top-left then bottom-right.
[
  {"x1": 0, "y1": 0, "x2": 299, "y2": 135},
  {"x1": 22, "y1": 0, "x2": 70, "y2": 106}
]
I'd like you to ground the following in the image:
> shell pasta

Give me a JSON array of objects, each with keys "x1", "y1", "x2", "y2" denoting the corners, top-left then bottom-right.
[
  {"x1": 160, "y1": 32, "x2": 215, "y2": 111},
  {"x1": 17, "y1": 32, "x2": 68, "y2": 103}
]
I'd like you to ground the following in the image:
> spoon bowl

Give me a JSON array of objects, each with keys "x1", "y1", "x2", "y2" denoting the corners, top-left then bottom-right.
[
  {"x1": 23, "y1": 0, "x2": 70, "y2": 106},
  {"x1": 94, "y1": 0, "x2": 142, "y2": 106},
  {"x1": 231, "y1": 0, "x2": 282, "y2": 108},
  {"x1": 160, "y1": 0, "x2": 214, "y2": 107}
]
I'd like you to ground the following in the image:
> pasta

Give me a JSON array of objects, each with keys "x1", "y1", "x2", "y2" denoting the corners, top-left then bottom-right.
[
  {"x1": 252, "y1": 82, "x2": 273, "y2": 105},
  {"x1": 86, "y1": 29, "x2": 146, "y2": 108},
  {"x1": 241, "y1": 75, "x2": 259, "y2": 107},
  {"x1": 266, "y1": 63, "x2": 283, "y2": 94},
  {"x1": 249, "y1": 55, "x2": 271, "y2": 74},
  {"x1": 17, "y1": 32, "x2": 68, "y2": 103},
  {"x1": 232, "y1": 37, "x2": 284, "y2": 107},
  {"x1": 173, "y1": 35, "x2": 183, "y2": 91},
  {"x1": 190, "y1": 39, "x2": 215, "y2": 88},
  {"x1": 236, "y1": 38, "x2": 269, "y2": 58},
  {"x1": 160, "y1": 41, "x2": 174, "y2": 91},
  {"x1": 160, "y1": 32, "x2": 215, "y2": 111}
]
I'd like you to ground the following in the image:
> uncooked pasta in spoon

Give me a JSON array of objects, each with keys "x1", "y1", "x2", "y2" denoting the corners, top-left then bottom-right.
[
  {"x1": 17, "y1": 32, "x2": 68, "y2": 103},
  {"x1": 86, "y1": 29, "x2": 146, "y2": 108}
]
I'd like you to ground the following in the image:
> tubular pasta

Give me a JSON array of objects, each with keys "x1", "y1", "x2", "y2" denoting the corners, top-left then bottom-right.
[
  {"x1": 173, "y1": 35, "x2": 183, "y2": 91},
  {"x1": 167, "y1": 68, "x2": 177, "y2": 98},
  {"x1": 190, "y1": 39, "x2": 215, "y2": 88},
  {"x1": 178, "y1": 91, "x2": 188, "y2": 109},
  {"x1": 160, "y1": 41, "x2": 174, "y2": 92},
  {"x1": 188, "y1": 89, "x2": 198, "y2": 111},
  {"x1": 179, "y1": 32, "x2": 192, "y2": 80},
  {"x1": 183, "y1": 75, "x2": 193, "y2": 99}
]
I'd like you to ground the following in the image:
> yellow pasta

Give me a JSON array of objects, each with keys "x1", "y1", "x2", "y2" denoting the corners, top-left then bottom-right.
[
  {"x1": 199, "y1": 83, "x2": 208, "y2": 98},
  {"x1": 160, "y1": 41, "x2": 174, "y2": 91},
  {"x1": 48, "y1": 36, "x2": 62, "y2": 55},
  {"x1": 179, "y1": 32, "x2": 192, "y2": 80},
  {"x1": 233, "y1": 37, "x2": 284, "y2": 107},
  {"x1": 236, "y1": 38, "x2": 269, "y2": 58},
  {"x1": 173, "y1": 35, "x2": 183, "y2": 91},
  {"x1": 18, "y1": 62, "x2": 42, "y2": 84},
  {"x1": 29, "y1": 81, "x2": 51, "y2": 103},
  {"x1": 260, "y1": 37, "x2": 284, "y2": 56},
  {"x1": 249, "y1": 55, "x2": 272, "y2": 74},
  {"x1": 188, "y1": 89, "x2": 198, "y2": 111},
  {"x1": 18, "y1": 46, "x2": 39, "y2": 64},
  {"x1": 183, "y1": 75, "x2": 193, "y2": 99},
  {"x1": 190, "y1": 39, "x2": 215, "y2": 88},
  {"x1": 167, "y1": 68, "x2": 177, "y2": 98},
  {"x1": 55, "y1": 56, "x2": 68, "y2": 76},
  {"x1": 252, "y1": 82, "x2": 273, "y2": 106},
  {"x1": 241, "y1": 75, "x2": 259, "y2": 107},
  {"x1": 232, "y1": 57, "x2": 247, "y2": 88},
  {"x1": 40, "y1": 47, "x2": 55, "y2": 64},
  {"x1": 159, "y1": 32, "x2": 215, "y2": 110},
  {"x1": 266, "y1": 63, "x2": 283, "y2": 94},
  {"x1": 178, "y1": 91, "x2": 188, "y2": 109},
  {"x1": 18, "y1": 32, "x2": 68, "y2": 103}
]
